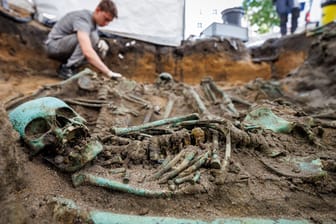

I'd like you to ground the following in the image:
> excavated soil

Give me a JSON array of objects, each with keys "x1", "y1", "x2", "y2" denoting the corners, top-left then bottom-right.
[{"x1": 0, "y1": 12, "x2": 335, "y2": 224}]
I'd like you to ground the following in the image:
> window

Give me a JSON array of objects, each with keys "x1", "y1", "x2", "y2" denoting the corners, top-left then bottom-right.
[
  {"x1": 212, "y1": 9, "x2": 217, "y2": 15},
  {"x1": 197, "y1": 22, "x2": 202, "y2": 28}
]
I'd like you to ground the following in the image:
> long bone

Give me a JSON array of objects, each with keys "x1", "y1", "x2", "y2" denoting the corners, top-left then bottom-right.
[
  {"x1": 122, "y1": 95, "x2": 149, "y2": 108},
  {"x1": 5, "y1": 68, "x2": 95, "y2": 110},
  {"x1": 151, "y1": 150, "x2": 187, "y2": 180},
  {"x1": 174, "y1": 171, "x2": 201, "y2": 185},
  {"x1": 72, "y1": 173, "x2": 174, "y2": 198},
  {"x1": 111, "y1": 113, "x2": 199, "y2": 135},
  {"x1": 163, "y1": 95, "x2": 176, "y2": 118},
  {"x1": 205, "y1": 78, "x2": 239, "y2": 117},
  {"x1": 158, "y1": 149, "x2": 197, "y2": 184},
  {"x1": 210, "y1": 130, "x2": 221, "y2": 169},
  {"x1": 143, "y1": 106, "x2": 154, "y2": 123},
  {"x1": 64, "y1": 98, "x2": 107, "y2": 108},
  {"x1": 178, "y1": 151, "x2": 210, "y2": 178},
  {"x1": 222, "y1": 130, "x2": 231, "y2": 171},
  {"x1": 187, "y1": 88, "x2": 208, "y2": 115},
  {"x1": 202, "y1": 82, "x2": 217, "y2": 103},
  {"x1": 51, "y1": 197, "x2": 313, "y2": 223},
  {"x1": 129, "y1": 94, "x2": 151, "y2": 106}
]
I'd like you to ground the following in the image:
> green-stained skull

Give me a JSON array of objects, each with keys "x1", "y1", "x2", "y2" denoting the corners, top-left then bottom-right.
[{"x1": 9, "y1": 97, "x2": 103, "y2": 172}]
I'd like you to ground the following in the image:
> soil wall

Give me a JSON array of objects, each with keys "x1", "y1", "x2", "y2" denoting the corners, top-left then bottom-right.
[{"x1": 0, "y1": 15, "x2": 310, "y2": 98}]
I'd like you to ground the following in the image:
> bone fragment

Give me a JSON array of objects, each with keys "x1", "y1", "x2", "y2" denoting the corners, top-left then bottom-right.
[
  {"x1": 72, "y1": 173, "x2": 174, "y2": 198},
  {"x1": 221, "y1": 131, "x2": 231, "y2": 172},
  {"x1": 158, "y1": 150, "x2": 197, "y2": 183},
  {"x1": 111, "y1": 113, "x2": 199, "y2": 135},
  {"x1": 210, "y1": 131, "x2": 221, "y2": 169},
  {"x1": 178, "y1": 151, "x2": 210, "y2": 178},
  {"x1": 151, "y1": 150, "x2": 186, "y2": 180},
  {"x1": 163, "y1": 95, "x2": 176, "y2": 119}
]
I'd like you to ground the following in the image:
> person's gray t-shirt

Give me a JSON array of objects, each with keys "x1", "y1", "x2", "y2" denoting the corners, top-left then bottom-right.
[{"x1": 46, "y1": 10, "x2": 96, "y2": 43}]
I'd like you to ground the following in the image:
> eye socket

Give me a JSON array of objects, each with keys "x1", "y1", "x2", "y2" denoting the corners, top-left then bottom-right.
[
  {"x1": 55, "y1": 107, "x2": 77, "y2": 128},
  {"x1": 56, "y1": 107, "x2": 77, "y2": 118},
  {"x1": 56, "y1": 116, "x2": 70, "y2": 128},
  {"x1": 25, "y1": 118, "x2": 51, "y2": 138}
]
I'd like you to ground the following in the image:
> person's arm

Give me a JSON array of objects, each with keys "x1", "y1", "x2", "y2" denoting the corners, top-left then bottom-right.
[{"x1": 77, "y1": 30, "x2": 121, "y2": 78}]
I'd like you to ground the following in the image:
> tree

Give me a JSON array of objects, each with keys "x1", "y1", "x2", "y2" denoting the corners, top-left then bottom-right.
[{"x1": 243, "y1": 0, "x2": 279, "y2": 34}]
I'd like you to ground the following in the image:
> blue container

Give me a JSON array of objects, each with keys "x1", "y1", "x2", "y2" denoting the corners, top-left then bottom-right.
[{"x1": 300, "y1": 2, "x2": 306, "y2": 11}]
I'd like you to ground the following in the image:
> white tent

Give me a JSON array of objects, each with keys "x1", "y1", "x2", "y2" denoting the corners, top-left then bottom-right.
[{"x1": 9, "y1": 0, "x2": 186, "y2": 46}]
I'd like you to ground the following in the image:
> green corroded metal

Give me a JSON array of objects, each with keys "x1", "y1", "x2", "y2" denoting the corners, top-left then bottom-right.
[
  {"x1": 8, "y1": 97, "x2": 102, "y2": 171},
  {"x1": 72, "y1": 173, "x2": 174, "y2": 197},
  {"x1": 243, "y1": 107, "x2": 293, "y2": 133},
  {"x1": 189, "y1": 88, "x2": 208, "y2": 115},
  {"x1": 90, "y1": 211, "x2": 207, "y2": 224},
  {"x1": 52, "y1": 197, "x2": 312, "y2": 224},
  {"x1": 9, "y1": 97, "x2": 86, "y2": 137},
  {"x1": 152, "y1": 150, "x2": 187, "y2": 180},
  {"x1": 193, "y1": 171, "x2": 201, "y2": 183},
  {"x1": 158, "y1": 150, "x2": 196, "y2": 184},
  {"x1": 109, "y1": 167, "x2": 126, "y2": 174},
  {"x1": 111, "y1": 113, "x2": 200, "y2": 135},
  {"x1": 58, "y1": 140, "x2": 103, "y2": 172},
  {"x1": 179, "y1": 152, "x2": 210, "y2": 178},
  {"x1": 288, "y1": 157, "x2": 326, "y2": 178},
  {"x1": 92, "y1": 213, "x2": 312, "y2": 224},
  {"x1": 8, "y1": 97, "x2": 87, "y2": 154},
  {"x1": 211, "y1": 219, "x2": 310, "y2": 224}
]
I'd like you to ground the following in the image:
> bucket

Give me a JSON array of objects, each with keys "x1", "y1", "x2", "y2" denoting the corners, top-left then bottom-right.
[
  {"x1": 221, "y1": 7, "x2": 244, "y2": 26},
  {"x1": 321, "y1": 0, "x2": 336, "y2": 25}
]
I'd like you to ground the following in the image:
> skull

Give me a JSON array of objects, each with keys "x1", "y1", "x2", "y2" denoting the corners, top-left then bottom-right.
[
  {"x1": 9, "y1": 97, "x2": 102, "y2": 171},
  {"x1": 155, "y1": 72, "x2": 174, "y2": 88}
]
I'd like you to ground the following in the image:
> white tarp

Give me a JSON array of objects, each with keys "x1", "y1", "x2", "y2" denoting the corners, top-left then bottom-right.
[{"x1": 10, "y1": 0, "x2": 185, "y2": 46}]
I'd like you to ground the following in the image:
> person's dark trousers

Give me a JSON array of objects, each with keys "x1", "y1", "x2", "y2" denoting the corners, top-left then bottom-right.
[
  {"x1": 291, "y1": 7, "x2": 300, "y2": 34},
  {"x1": 279, "y1": 13, "x2": 288, "y2": 36}
]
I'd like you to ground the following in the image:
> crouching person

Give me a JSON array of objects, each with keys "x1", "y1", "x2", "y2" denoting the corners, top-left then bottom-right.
[{"x1": 45, "y1": 0, "x2": 122, "y2": 79}]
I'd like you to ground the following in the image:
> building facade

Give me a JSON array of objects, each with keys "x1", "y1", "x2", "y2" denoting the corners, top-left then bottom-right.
[{"x1": 184, "y1": 0, "x2": 243, "y2": 38}]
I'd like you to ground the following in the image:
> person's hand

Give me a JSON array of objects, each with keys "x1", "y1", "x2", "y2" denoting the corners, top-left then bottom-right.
[
  {"x1": 97, "y1": 39, "x2": 109, "y2": 58},
  {"x1": 107, "y1": 70, "x2": 123, "y2": 79}
]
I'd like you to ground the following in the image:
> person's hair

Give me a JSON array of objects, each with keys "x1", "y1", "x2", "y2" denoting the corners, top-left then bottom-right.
[{"x1": 97, "y1": 0, "x2": 118, "y2": 18}]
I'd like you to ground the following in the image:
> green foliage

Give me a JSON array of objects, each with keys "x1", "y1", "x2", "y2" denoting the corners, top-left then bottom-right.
[{"x1": 243, "y1": 0, "x2": 279, "y2": 34}]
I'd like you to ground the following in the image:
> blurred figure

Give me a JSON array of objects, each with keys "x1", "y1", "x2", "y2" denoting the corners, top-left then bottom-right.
[
  {"x1": 273, "y1": 0, "x2": 294, "y2": 36},
  {"x1": 291, "y1": 0, "x2": 301, "y2": 34},
  {"x1": 0, "y1": 0, "x2": 9, "y2": 10}
]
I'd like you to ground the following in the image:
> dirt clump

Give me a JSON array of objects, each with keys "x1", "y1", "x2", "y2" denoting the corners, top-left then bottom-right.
[{"x1": 0, "y1": 104, "x2": 30, "y2": 223}]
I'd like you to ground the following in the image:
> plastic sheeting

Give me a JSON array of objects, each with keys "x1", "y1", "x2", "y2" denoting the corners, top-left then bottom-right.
[{"x1": 13, "y1": 0, "x2": 185, "y2": 46}]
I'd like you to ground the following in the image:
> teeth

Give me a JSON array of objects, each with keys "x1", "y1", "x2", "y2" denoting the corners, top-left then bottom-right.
[{"x1": 67, "y1": 126, "x2": 75, "y2": 131}]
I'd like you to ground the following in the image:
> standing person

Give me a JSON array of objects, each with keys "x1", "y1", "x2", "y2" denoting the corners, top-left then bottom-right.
[
  {"x1": 291, "y1": 0, "x2": 301, "y2": 34},
  {"x1": 0, "y1": 0, "x2": 9, "y2": 10},
  {"x1": 45, "y1": 0, "x2": 122, "y2": 79},
  {"x1": 274, "y1": 0, "x2": 294, "y2": 36}
]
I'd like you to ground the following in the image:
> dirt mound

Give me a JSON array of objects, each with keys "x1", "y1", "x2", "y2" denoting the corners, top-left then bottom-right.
[
  {"x1": 0, "y1": 13, "x2": 335, "y2": 224},
  {"x1": 281, "y1": 23, "x2": 336, "y2": 110},
  {"x1": 0, "y1": 104, "x2": 30, "y2": 223}
]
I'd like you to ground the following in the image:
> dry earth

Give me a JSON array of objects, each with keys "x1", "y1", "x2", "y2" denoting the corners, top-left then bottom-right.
[{"x1": 0, "y1": 10, "x2": 335, "y2": 224}]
